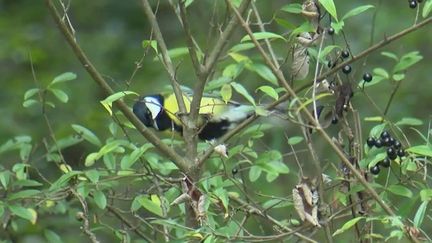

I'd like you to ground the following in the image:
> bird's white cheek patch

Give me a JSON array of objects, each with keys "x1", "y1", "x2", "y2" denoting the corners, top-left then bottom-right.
[{"x1": 144, "y1": 97, "x2": 162, "y2": 119}]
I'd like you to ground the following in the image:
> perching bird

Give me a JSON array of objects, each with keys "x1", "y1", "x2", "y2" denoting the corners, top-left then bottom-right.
[
  {"x1": 133, "y1": 92, "x2": 255, "y2": 140},
  {"x1": 301, "y1": 0, "x2": 322, "y2": 34},
  {"x1": 290, "y1": 32, "x2": 313, "y2": 81}
]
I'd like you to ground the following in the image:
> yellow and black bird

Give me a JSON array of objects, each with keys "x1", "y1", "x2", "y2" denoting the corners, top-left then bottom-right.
[{"x1": 133, "y1": 92, "x2": 255, "y2": 140}]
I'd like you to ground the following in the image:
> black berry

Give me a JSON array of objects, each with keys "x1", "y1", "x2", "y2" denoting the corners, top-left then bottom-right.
[
  {"x1": 409, "y1": 1, "x2": 417, "y2": 8},
  {"x1": 375, "y1": 139, "x2": 383, "y2": 148},
  {"x1": 397, "y1": 149, "x2": 406, "y2": 158},
  {"x1": 328, "y1": 27, "x2": 335, "y2": 35},
  {"x1": 232, "y1": 168, "x2": 238, "y2": 175},
  {"x1": 387, "y1": 147, "x2": 397, "y2": 160},
  {"x1": 370, "y1": 165, "x2": 380, "y2": 175},
  {"x1": 341, "y1": 50, "x2": 350, "y2": 59},
  {"x1": 380, "y1": 131, "x2": 390, "y2": 139},
  {"x1": 393, "y1": 141, "x2": 402, "y2": 149},
  {"x1": 417, "y1": 0, "x2": 423, "y2": 3},
  {"x1": 382, "y1": 137, "x2": 391, "y2": 147},
  {"x1": 388, "y1": 137, "x2": 396, "y2": 146},
  {"x1": 366, "y1": 137, "x2": 375, "y2": 147},
  {"x1": 342, "y1": 65, "x2": 352, "y2": 74},
  {"x1": 380, "y1": 157, "x2": 391, "y2": 168},
  {"x1": 363, "y1": 72, "x2": 373, "y2": 82},
  {"x1": 331, "y1": 116, "x2": 338, "y2": 124}
]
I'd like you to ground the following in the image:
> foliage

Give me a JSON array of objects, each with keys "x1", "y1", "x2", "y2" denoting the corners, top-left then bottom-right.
[{"x1": 1, "y1": 0, "x2": 432, "y2": 242}]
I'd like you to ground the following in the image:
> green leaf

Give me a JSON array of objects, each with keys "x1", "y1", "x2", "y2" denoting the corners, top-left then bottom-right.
[
  {"x1": 256, "y1": 86, "x2": 278, "y2": 100},
  {"x1": 229, "y1": 52, "x2": 251, "y2": 63},
  {"x1": 364, "y1": 116, "x2": 384, "y2": 122},
  {"x1": 393, "y1": 51, "x2": 423, "y2": 73},
  {"x1": 100, "y1": 91, "x2": 138, "y2": 116},
  {"x1": 49, "y1": 88, "x2": 68, "y2": 103},
  {"x1": 142, "y1": 40, "x2": 158, "y2": 53},
  {"x1": 49, "y1": 135, "x2": 82, "y2": 153},
  {"x1": 288, "y1": 136, "x2": 303, "y2": 145},
  {"x1": 138, "y1": 195, "x2": 163, "y2": 217},
  {"x1": 249, "y1": 166, "x2": 262, "y2": 182},
  {"x1": 318, "y1": 45, "x2": 340, "y2": 61},
  {"x1": 222, "y1": 63, "x2": 244, "y2": 79},
  {"x1": 280, "y1": 3, "x2": 302, "y2": 13},
  {"x1": 319, "y1": 0, "x2": 338, "y2": 21},
  {"x1": 12, "y1": 179, "x2": 42, "y2": 188},
  {"x1": 333, "y1": 217, "x2": 364, "y2": 236},
  {"x1": 85, "y1": 152, "x2": 100, "y2": 167},
  {"x1": 231, "y1": 82, "x2": 256, "y2": 106},
  {"x1": 240, "y1": 32, "x2": 286, "y2": 42},
  {"x1": 0, "y1": 171, "x2": 10, "y2": 189},
  {"x1": 395, "y1": 117, "x2": 423, "y2": 126},
  {"x1": 153, "y1": 47, "x2": 189, "y2": 61},
  {"x1": 422, "y1": 0, "x2": 432, "y2": 18},
  {"x1": 9, "y1": 205, "x2": 37, "y2": 224},
  {"x1": 275, "y1": 18, "x2": 296, "y2": 30},
  {"x1": 8, "y1": 190, "x2": 40, "y2": 201},
  {"x1": 229, "y1": 43, "x2": 255, "y2": 53},
  {"x1": 373, "y1": 67, "x2": 389, "y2": 79},
  {"x1": 49, "y1": 171, "x2": 82, "y2": 191},
  {"x1": 72, "y1": 124, "x2": 102, "y2": 147},
  {"x1": 24, "y1": 88, "x2": 39, "y2": 100},
  {"x1": 44, "y1": 229, "x2": 63, "y2": 243},
  {"x1": 290, "y1": 21, "x2": 316, "y2": 38},
  {"x1": 407, "y1": 145, "x2": 432, "y2": 157},
  {"x1": 369, "y1": 123, "x2": 386, "y2": 138},
  {"x1": 93, "y1": 190, "x2": 107, "y2": 209},
  {"x1": 51, "y1": 72, "x2": 77, "y2": 85},
  {"x1": 330, "y1": 20, "x2": 344, "y2": 34},
  {"x1": 85, "y1": 170, "x2": 100, "y2": 183},
  {"x1": 255, "y1": 150, "x2": 282, "y2": 164},
  {"x1": 392, "y1": 73, "x2": 405, "y2": 81},
  {"x1": 413, "y1": 201, "x2": 428, "y2": 228},
  {"x1": 221, "y1": 84, "x2": 232, "y2": 103},
  {"x1": 120, "y1": 144, "x2": 153, "y2": 170},
  {"x1": 367, "y1": 152, "x2": 387, "y2": 168},
  {"x1": 213, "y1": 188, "x2": 229, "y2": 212},
  {"x1": 250, "y1": 63, "x2": 277, "y2": 85},
  {"x1": 98, "y1": 140, "x2": 127, "y2": 157},
  {"x1": 420, "y1": 189, "x2": 432, "y2": 201},
  {"x1": 381, "y1": 51, "x2": 399, "y2": 61},
  {"x1": 387, "y1": 185, "x2": 413, "y2": 198},
  {"x1": 23, "y1": 99, "x2": 39, "y2": 108},
  {"x1": 342, "y1": 5, "x2": 374, "y2": 20}
]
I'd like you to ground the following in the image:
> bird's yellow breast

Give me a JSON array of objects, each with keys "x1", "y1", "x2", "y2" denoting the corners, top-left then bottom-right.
[{"x1": 164, "y1": 93, "x2": 227, "y2": 125}]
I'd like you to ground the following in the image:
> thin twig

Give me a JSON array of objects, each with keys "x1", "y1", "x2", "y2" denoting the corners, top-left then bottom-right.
[
  {"x1": 71, "y1": 189, "x2": 100, "y2": 243},
  {"x1": 227, "y1": 2, "x2": 425, "y2": 242},
  {"x1": 45, "y1": 0, "x2": 190, "y2": 173}
]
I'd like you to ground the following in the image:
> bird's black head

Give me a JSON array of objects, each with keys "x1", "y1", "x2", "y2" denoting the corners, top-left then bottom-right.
[{"x1": 133, "y1": 94, "x2": 164, "y2": 128}]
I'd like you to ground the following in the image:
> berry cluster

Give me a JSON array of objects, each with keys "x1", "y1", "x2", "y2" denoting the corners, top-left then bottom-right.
[
  {"x1": 409, "y1": 0, "x2": 423, "y2": 9},
  {"x1": 366, "y1": 131, "x2": 406, "y2": 175},
  {"x1": 339, "y1": 50, "x2": 352, "y2": 75}
]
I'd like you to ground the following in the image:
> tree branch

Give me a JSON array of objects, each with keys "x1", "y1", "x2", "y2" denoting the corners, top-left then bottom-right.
[
  {"x1": 227, "y1": 2, "x2": 425, "y2": 242},
  {"x1": 45, "y1": 0, "x2": 190, "y2": 173}
]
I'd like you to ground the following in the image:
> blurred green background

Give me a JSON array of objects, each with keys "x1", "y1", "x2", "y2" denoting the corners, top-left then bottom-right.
[{"x1": 1, "y1": 0, "x2": 431, "y2": 241}]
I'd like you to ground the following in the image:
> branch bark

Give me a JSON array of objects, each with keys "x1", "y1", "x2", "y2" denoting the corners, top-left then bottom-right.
[{"x1": 45, "y1": 0, "x2": 190, "y2": 173}]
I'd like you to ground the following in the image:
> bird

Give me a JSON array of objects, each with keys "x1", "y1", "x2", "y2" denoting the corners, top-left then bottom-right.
[
  {"x1": 133, "y1": 92, "x2": 256, "y2": 140},
  {"x1": 290, "y1": 32, "x2": 313, "y2": 81}
]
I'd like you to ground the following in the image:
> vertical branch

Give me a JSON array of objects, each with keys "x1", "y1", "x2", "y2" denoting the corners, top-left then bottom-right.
[
  {"x1": 141, "y1": 0, "x2": 188, "y2": 117},
  {"x1": 251, "y1": 2, "x2": 279, "y2": 69},
  {"x1": 178, "y1": 1, "x2": 204, "y2": 78},
  {"x1": 226, "y1": 0, "x2": 404, "y2": 225},
  {"x1": 189, "y1": 0, "x2": 252, "y2": 123},
  {"x1": 71, "y1": 189, "x2": 100, "y2": 243},
  {"x1": 45, "y1": 0, "x2": 189, "y2": 173}
]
